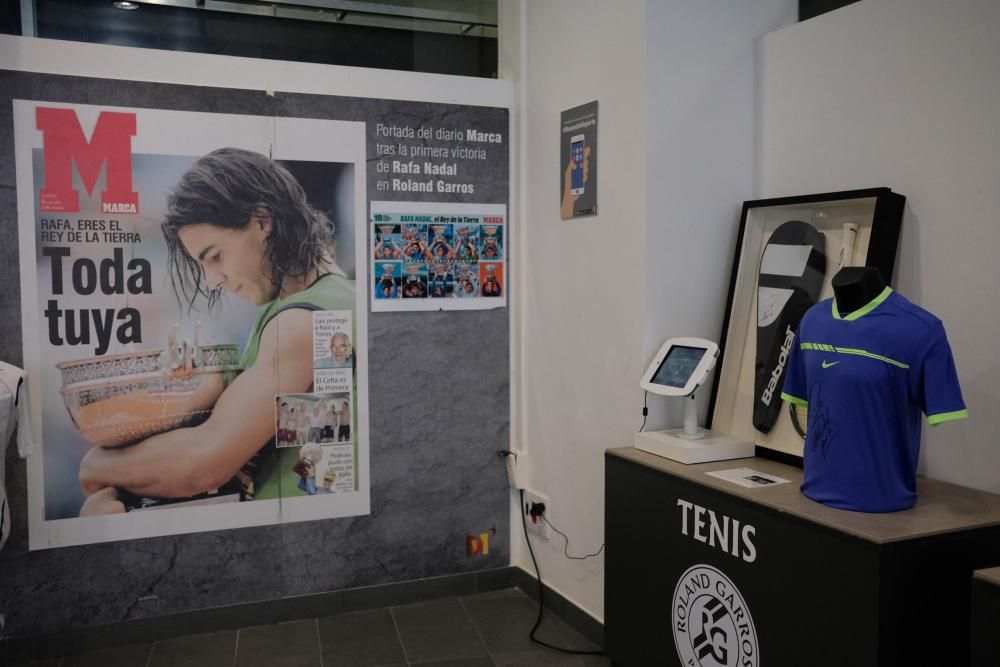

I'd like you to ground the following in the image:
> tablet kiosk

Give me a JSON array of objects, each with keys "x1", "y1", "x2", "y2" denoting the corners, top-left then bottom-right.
[
  {"x1": 635, "y1": 337, "x2": 755, "y2": 464},
  {"x1": 640, "y1": 337, "x2": 719, "y2": 397}
]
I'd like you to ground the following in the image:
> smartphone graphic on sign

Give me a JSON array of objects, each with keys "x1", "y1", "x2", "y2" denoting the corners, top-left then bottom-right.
[{"x1": 570, "y1": 134, "x2": 585, "y2": 196}]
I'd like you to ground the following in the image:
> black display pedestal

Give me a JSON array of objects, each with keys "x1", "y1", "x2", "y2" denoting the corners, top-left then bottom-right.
[
  {"x1": 605, "y1": 448, "x2": 1000, "y2": 667},
  {"x1": 971, "y1": 567, "x2": 1000, "y2": 667}
]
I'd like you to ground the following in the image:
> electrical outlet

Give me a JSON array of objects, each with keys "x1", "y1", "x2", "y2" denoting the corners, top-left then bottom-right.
[{"x1": 523, "y1": 490, "x2": 550, "y2": 540}]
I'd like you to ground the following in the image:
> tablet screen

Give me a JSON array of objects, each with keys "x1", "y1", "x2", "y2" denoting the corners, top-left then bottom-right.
[{"x1": 650, "y1": 345, "x2": 708, "y2": 389}]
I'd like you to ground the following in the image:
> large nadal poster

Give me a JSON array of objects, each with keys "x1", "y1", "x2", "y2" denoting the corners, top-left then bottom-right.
[{"x1": 14, "y1": 101, "x2": 369, "y2": 549}]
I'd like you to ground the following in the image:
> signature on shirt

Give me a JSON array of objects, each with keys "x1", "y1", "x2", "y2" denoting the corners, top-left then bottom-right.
[{"x1": 809, "y1": 388, "x2": 837, "y2": 460}]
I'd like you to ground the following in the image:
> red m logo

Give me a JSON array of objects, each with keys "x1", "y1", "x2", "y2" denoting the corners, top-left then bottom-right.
[{"x1": 36, "y1": 107, "x2": 138, "y2": 213}]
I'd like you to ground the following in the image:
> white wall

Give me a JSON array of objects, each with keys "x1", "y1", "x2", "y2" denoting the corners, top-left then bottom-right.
[
  {"x1": 757, "y1": 0, "x2": 1000, "y2": 493},
  {"x1": 506, "y1": 0, "x2": 794, "y2": 622},
  {"x1": 510, "y1": 0, "x2": 648, "y2": 620},
  {"x1": 644, "y1": 0, "x2": 796, "y2": 429}
]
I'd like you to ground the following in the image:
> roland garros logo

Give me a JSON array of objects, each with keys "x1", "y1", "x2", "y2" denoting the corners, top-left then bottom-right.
[{"x1": 672, "y1": 564, "x2": 759, "y2": 667}]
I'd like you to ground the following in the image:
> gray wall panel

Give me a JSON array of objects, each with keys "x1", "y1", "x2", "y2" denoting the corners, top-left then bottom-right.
[{"x1": 0, "y1": 70, "x2": 509, "y2": 638}]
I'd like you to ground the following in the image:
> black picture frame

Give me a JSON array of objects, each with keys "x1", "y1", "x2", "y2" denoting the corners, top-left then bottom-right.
[{"x1": 706, "y1": 187, "x2": 905, "y2": 462}]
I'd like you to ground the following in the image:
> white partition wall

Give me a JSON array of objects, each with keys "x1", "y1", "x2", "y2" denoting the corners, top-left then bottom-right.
[
  {"x1": 757, "y1": 0, "x2": 1000, "y2": 494},
  {"x1": 643, "y1": 0, "x2": 796, "y2": 430}
]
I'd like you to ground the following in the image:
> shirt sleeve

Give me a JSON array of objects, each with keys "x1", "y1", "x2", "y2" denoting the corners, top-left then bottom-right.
[
  {"x1": 15, "y1": 374, "x2": 36, "y2": 457},
  {"x1": 780, "y1": 330, "x2": 808, "y2": 406},
  {"x1": 918, "y1": 323, "x2": 968, "y2": 426}
]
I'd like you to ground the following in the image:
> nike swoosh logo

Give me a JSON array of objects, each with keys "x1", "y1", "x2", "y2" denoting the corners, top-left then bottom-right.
[{"x1": 822, "y1": 361, "x2": 839, "y2": 369}]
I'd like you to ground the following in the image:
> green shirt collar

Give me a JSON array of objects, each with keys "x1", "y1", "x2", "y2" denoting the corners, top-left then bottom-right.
[{"x1": 832, "y1": 286, "x2": 893, "y2": 321}]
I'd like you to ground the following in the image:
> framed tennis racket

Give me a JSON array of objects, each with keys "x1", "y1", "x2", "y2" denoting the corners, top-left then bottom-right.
[{"x1": 789, "y1": 221, "x2": 858, "y2": 440}]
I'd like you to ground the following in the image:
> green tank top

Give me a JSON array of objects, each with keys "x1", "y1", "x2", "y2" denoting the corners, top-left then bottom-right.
[
  {"x1": 240, "y1": 272, "x2": 356, "y2": 370},
  {"x1": 236, "y1": 272, "x2": 356, "y2": 500}
]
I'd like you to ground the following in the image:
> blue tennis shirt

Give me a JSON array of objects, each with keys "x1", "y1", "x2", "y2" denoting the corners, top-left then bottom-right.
[{"x1": 781, "y1": 287, "x2": 967, "y2": 512}]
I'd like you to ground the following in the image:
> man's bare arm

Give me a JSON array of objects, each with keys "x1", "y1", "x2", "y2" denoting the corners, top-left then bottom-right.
[{"x1": 80, "y1": 309, "x2": 316, "y2": 498}]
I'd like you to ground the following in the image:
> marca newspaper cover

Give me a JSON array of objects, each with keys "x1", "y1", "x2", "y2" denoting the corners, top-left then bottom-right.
[{"x1": 13, "y1": 101, "x2": 369, "y2": 548}]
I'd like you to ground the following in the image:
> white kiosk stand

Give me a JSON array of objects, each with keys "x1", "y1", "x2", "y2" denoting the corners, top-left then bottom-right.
[{"x1": 633, "y1": 337, "x2": 754, "y2": 464}]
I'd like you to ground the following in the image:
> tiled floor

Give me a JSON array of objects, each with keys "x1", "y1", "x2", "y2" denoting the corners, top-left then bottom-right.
[{"x1": 21, "y1": 588, "x2": 610, "y2": 667}]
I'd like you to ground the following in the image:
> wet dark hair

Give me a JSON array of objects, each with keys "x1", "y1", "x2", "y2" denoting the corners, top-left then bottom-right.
[{"x1": 162, "y1": 147, "x2": 334, "y2": 308}]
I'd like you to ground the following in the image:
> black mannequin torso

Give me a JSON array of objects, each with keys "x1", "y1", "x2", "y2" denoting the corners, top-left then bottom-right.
[{"x1": 831, "y1": 267, "x2": 887, "y2": 315}]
